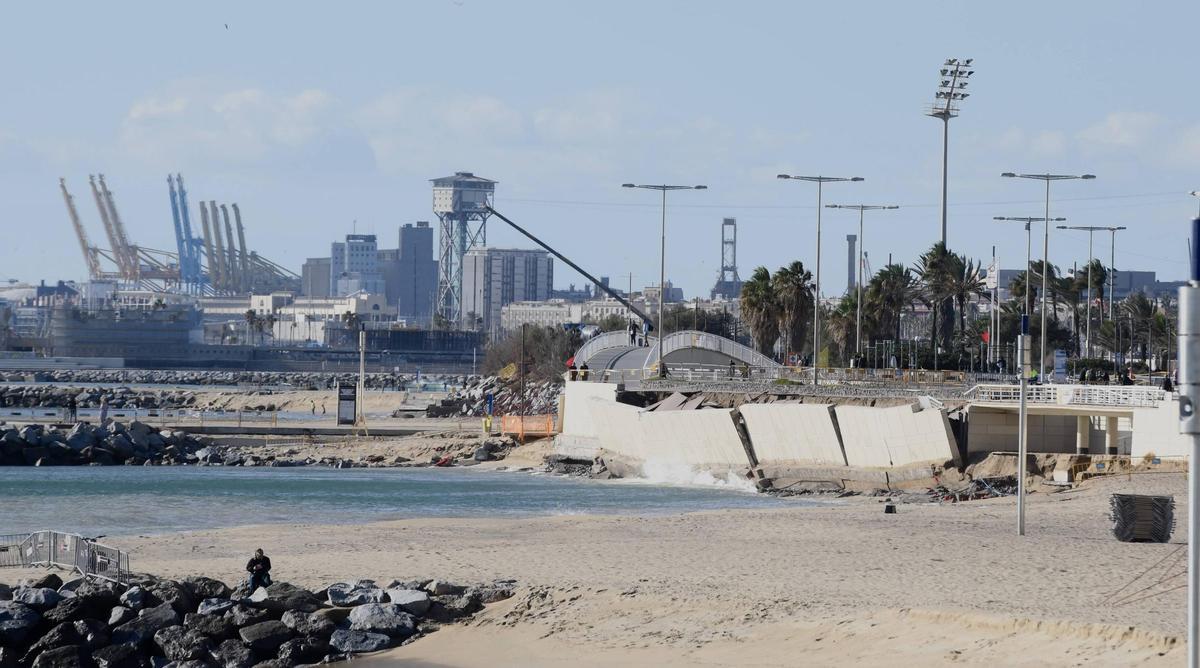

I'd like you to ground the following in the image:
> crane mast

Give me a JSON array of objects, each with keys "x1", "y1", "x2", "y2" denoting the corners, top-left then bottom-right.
[
  {"x1": 89, "y1": 175, "x2": 127, "y2": 279},
  {"x1": 59, "y1": 178, "x2": 102, "y2": 280},
  {"x1": 233, "y1": 204, "x2": 250, "y2": 292},
  {"x1": 98, "y1": 174, "x2": 139, "y2": 282}
]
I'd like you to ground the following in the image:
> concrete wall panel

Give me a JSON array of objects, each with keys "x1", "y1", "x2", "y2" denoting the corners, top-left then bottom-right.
[
  {"x1": 739, "y1": 404, "x2": 847, "y2": 466},
  {"x1": 837, "y1": 404, "x2": 956, "y2": 467},
  {"x1": 585, "y1": 398, "x2": 749, "y2": 469},
  {"x1": 1132, "y1": 400, "x2": 1191, "y2": 460},
  {"x1": 559, "y1": 382, "x2": 618, "y2": 440}
]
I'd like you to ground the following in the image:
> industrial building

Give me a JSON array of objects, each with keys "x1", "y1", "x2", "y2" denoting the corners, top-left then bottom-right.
[
  {"x1": 460, "y1": 247, "x2": 554, "y2": 335},
  {"x1": 710, "y1": 218, "x2": 743, "y2": 300},
  {"x1": 432, "y1": 172, "x2": 496, "y2": 325}
]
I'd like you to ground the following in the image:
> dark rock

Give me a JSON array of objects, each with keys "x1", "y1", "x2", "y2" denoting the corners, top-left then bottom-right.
[
  {"x1": 91, "y1": 643, "x2": 143, "y2": 668},
  {"x1": 425, "y1": 581, "x2": 464, "y2": 597},
  {"x1": 73, "y1": 619, "x2": 109, "y2": 649},
  {"x1": 23, "y1": 622, "x2": 84, "y2": 661},
  {"x1": 43, "y1": 598, "x2": 90, "y2": 625},
  {"x1": 118, "y1": 588, "x2": 151, "y2": 612},
  {"x1": 347, "y1": 604, "x2": 415, "y2": 638},
  {"x1": 469, "y1": 582, "x2": 515, "y2": 605},
  {"x1": 277, "y1": 636, "x2": 328, "y2": 665},
  {"x1": 248, "y1": 661, "x2": 288, "y2": 668},
  {"x1": 224, "y1": 606, "x2": 268, "y2": 629},
  {"x1": 168, "y1": 661, "x2": 212, "y2": 668},
  {"x1": 142, "y1": 582, "x2": 192, "y2": 617},
  {"x1": 0, "y1": 600, "x2": 41, "y2": 645},
  {"x1": 0, "y1": 584, "x2": 11, "y2": 601},
  {"x1": 111, "y1": 603, "x2": 180, "y2": 646},
  {"x1": 325, "y1": 584, "x2": 384, "y2": 607},
  {"x1": 31, "y1": 645, "x2": 89, "y2": 668},
  {"x1": 14, "y1": 587, "x2": 64, "y2": 611},
  {"x1": 278, "y1": 611, "x2": 333, "y2": 637},
  {"x1": 248, "y1": 584, "x2": 320, "y2": 615},
  {"x1": 329, "y1": 629, "x2": 391, "y2": 654},
  {"x1": 183, "y1": 613, "x2": 236, "y2": 642},
  {"x1": 383, "y1": 589, "x2": 430, "y2": 617},
  {"x1": 107, "y1": 607, "x2": 135, "y2": 628},
  {"x1": 195, "y1": 599, "x2": 234, "y2": 617},
  {"x1": 31, "y1": 574, "x2": 64, "y2": 590},
  {"x1": 153, "y1": 626, "x2": 213, "y2": 662},
  {"x1": 180, "y1": 579, "x2": 231, "y2": 602},
  {"x1": 208, "y1": 640, "x2": 253, "y2": 668},
  {"x1": 237, "y1": 621, "x2": 291, "y2": 653}
]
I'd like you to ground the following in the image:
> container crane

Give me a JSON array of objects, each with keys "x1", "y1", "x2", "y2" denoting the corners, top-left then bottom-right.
[
  {"x1": 59, "y1": 178, "x2": 103, "y2": 280},
  {"x1": 97, "y1": 174, "x2": 139, "y2": 281},
  {"x1": 89, "y1": 175, "x2": 127, "y2": 279},
  {"x1": 233, "y1": 204, "x2": 250, "y2": 292}
]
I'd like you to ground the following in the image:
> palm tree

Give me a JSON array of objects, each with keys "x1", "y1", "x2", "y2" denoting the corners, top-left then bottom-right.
[
  {"x1": 866, "y1": 263, "x2": 916, "y2": 343},
  {"x1": 1123, "y1": 293, "x2": 1157, "y2": 364},
  {"x1": 740, "y1": 266, "x2": 780, "y2": 356},
  {"x1": 913, "y1": 242, "x2": 956, "y2": 356},
  {"x1": 947, "y1": 254, "x2": 987, "y2": 339},
  {"x1": 772, "y1": 261, "x2": 813, "y2": 359},
  {"x1": 826, "y1": 293, "x2": 858, "y2": 365}
]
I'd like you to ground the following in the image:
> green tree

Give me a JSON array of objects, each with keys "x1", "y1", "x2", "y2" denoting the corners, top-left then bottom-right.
[
  {"x1": 866, "y1": 263, "x2": 917, "y2": 343},
  {"x1": 772, "y1": 261, "x2": 813, "y2": 358},
  {"x1": 740, "y1": 266, "x2": 780, "y2": 356}
]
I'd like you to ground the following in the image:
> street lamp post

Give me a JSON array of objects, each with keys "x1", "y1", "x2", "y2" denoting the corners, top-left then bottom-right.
[
  {"x1": 994, "y1": 216, "x2": 1067, "y2": 317},
  {"x1": 926, "y1": 58, "x2": 975, "y2": 245},
  {"x1": 1190, "y1": 191, "x2": 1200, "y2": 218},
  {"x1": 621, "y1": 183, "x2": 708, "y2": 378},
  {"x1": 1001, "y1": 172, "x2": 1096, "y2": 379},
  {"x1": 1058, "y1": 225, "x2": 1122, "y2": 359},
  {"x1": 825, "y1": 204, "x2": 898, "y2": 357},
  {"x1": 778, "y1": 174, "x2": 864, "y2": 384}
]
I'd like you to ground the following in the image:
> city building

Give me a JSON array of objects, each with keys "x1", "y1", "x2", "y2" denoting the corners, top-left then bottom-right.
[
  {"x1": 330, "y1": 234, "x2": 385, "y2": 296},
  {"x1": 642, "y1": 281, "x2": 684, "y2": 306},
  {"x1": 301, "y1": 257, "x2": 331, "y2": 298},
  {"x1": 395, "y1": 222, "x2": 438, "y2": 325},
  {"x1": 460, "y1": 247, "x2": 554, "y2": 335}
]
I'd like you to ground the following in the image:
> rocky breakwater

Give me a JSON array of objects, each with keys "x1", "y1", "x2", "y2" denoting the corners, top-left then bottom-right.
[
  {"x1": 0, "y1": 387, "x2": 199, "y2": 412},
  {"x1": 425, "y1": 375, "x2": 561, "y2": 418},
  {"x1": 0, "y1": 422, "x2": 210, "y2": 467},
  {"x1": 0, "y1": 572, "x2": 514, "y2": 667}
]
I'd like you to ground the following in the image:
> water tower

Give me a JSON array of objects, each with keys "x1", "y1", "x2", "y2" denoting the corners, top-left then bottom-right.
[{"x1": 431, "y1": 172, "x2": 496, "y2": 325}]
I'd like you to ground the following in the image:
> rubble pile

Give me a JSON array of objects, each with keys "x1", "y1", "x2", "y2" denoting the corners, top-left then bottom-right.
[{"x1": 426, "y1": 376, "x2": 562, "y2": 418}]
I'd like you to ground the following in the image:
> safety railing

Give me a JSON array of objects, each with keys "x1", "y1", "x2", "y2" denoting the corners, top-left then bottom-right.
[
  {"x1": 651, "y1": 330, "x2": 779, "y2": 370},
  {"x1": 966, "y1": 384, "x2": 1166, "y2": 408},
  {"x1": 575, "y1": 330, "x2": 656, "y2": 365},
  {"x1": 499, "y1": 414, "x2": 559, "y2": 439},
  {"x1": 0, "y1": 531, "x2": 130, "y2": 585}
]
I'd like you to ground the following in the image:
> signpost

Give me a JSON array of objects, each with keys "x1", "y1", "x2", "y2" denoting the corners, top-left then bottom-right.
[
  {"x1": 1177, "y1": 217, "x2": 1200, "y2": 668},
  {"x1": 336, "y1": 384, "x2": 356, "y2": 426},
  {"x1": 1054, "y1": 349, "x2": 1067, "y2": 382},
  {"x1": 1017, "y1": 315, "x2": 1030, "y2": 536}
]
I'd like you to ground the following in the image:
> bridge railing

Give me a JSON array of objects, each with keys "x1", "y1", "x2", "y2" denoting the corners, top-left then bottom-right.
[
  {"x1": 575, "y1": 330, "x2": 656, "y2": 365},
  {"x1": 966, "y1": 383, "x2": 1166, "y2": 408},
  {"x1": 653, "y1": 330, "x2": 779, "y2": 370}
]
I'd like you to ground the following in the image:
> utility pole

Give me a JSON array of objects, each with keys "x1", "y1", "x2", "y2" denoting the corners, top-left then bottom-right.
[
  {"x1": 1018, "y1": 314, "x2": 1030, "y2": 535},
  {"x1": 1177, "y1": 217, "x2": 1200, "y2": 668},
  {"x1": 778, "y1": 174, "x2": 864, "y2": 383}
]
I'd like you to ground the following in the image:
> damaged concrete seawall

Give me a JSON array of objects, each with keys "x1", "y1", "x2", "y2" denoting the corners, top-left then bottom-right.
[{"x1": 555, "y1": 382, "x2": 958, "y2": 484}]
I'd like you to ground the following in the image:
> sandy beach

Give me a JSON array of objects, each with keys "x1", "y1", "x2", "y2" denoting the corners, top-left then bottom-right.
[{"x1": 83, "y1": 470, "x2": 1187, "y2": 666}]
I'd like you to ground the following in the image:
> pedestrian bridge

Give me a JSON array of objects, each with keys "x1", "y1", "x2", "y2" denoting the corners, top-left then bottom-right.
[{"x1": 574, "y1": 329, "x2": 779, "y2": 377}]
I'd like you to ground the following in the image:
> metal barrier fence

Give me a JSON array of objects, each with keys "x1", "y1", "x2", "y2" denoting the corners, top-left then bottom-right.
[
  {"x1": 0, "y1": 531, "x2": 130, "y2": 585},
  {"x1": 499, "y1": 415, "x2": 558, "y2": 439}
]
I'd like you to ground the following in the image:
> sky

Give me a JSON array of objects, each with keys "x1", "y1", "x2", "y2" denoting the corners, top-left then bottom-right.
[{"x1": 2, "y1": 1, "x2": 1199, "y2": 300}]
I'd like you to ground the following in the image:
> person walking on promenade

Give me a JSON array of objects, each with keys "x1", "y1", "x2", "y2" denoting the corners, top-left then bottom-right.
[
  {"x1": 67, "y1": 395, "x2": 78, "y2": 423},
  {"x1": 246, "y1": 548, "x2": 272, "y2": 592},
  {"x1": 99, "y1": 395, "x2": 109, "y2": 424}
]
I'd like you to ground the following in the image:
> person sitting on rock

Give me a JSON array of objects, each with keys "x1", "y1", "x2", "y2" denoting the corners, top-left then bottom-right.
[{"x1": 246, "y1": 548, "x2": 272, "y2": 592}]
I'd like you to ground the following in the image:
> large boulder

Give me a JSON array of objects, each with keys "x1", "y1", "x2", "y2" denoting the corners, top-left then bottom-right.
[
  {"x1": 329, "y1": 629, "x2": 391, "y2": 654},
  {"x1": 142, "y1": 581, "x2": 193, "y2": 616},
  {"x1": 110, "y1": 603, "x2": 180, "y2": 646},
  {"x1": 72, "y1": 619, "x2": 109, "y2": 649},
  {"x1": 196, "y1": 599, "x2": 235, "y2": 617},
  {"x1": 107, "y1": 606, "x2": 135, "y2": 628},
  {"x1": 153, "y1": 625, "x2": 213, "y2": 662},
  {"x1": 42, "y1": 598, "x2": 89, "y2": 626},
  {"x1": 279, "y1": 610, "x2": 333, "y2": 637},
  {"x1": 0, "y1": 600, "x2": 41, "y2": 645},
  {"x1": 0, "y1": 583, "x2": 11, "y2": 601},
  {"x1": 248, "y1": 583, "x2": 320, "y2": 615},
  {"x1": 277, "y1": 636, "x2": 328, "y2": 665},
  {"x1": 347, "y1": 604, "x2": 416, "y2": 639},
  {"x1": 425, "y1": 580, "x2": 465, "y2": 597},
  {"x1": 180, "y1": 577, "x2": 231, "y2": 602},
  {"x1": 29, "y1": 573, "x2": 64, "y2": 590},
  {"x1": 30, "y1": 645, "x2": 88, "y2": 668},
  {"x1": 183, "y1": 612, "x2": 236, "y2": 642},
  {"x1": 225, "y1": 605, "x2": 269, "y2": 629},
  {"x1": 209, "y1": 639, "x2": 253, "y2": 668},
  {"x1": 91, "y1": 643, "x2": 143, "y2": 668},
  {"x1": 14, "y1": 587, "x2": 64, "y2": 611},
  {"x1": 22, "y1": 622, "x2": 84, "y2": 661},
  {"x1": 237, "y1": 621, "x2": 292, "y2": 652},
  {"x1": 326, "y1": 583, "x2": 385, "y2": 607},
  {"x1": 384, "y1": 589, "x2": 430, "y2": 617},
  {"x1": 118, "y1": 586, "x2": 152, "y2": 611}
]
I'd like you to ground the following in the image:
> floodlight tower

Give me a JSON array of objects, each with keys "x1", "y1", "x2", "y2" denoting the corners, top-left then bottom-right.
[
  {"x1": 432, "y1": 172, "x2": 497, "y2": 327},
  {"x1": 927, "y1": 58, "x2": 975, "y2": 245}
]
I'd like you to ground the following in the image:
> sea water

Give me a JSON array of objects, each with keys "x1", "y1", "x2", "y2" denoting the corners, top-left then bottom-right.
[{"x1": 0, "y1": 466, "x2": 797, "y2": 536}]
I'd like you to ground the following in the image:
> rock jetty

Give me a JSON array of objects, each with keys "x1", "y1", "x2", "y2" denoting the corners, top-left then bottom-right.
[
  {"x1": 0, "y1": 422, "x2": 211, "y2": 467},
  {"x1": 0, "y1": 573, "x2": 514, "y2": 666},
  {"x1": 427, "y1": 376, "x2": 560, "y2": 418}
]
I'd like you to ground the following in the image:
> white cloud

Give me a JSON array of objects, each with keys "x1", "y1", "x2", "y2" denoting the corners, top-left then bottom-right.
[
  {"x1": 1030, "y1": 130, "x2": 1067, "y2": 157},
  {"x1": 1077, "y1": 111, "x2": 1161, "y2": 150}
]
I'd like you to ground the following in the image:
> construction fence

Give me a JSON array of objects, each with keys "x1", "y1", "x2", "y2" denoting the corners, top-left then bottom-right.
[{"x1": 0, "y1": 531, "x2": 130, "y2": 585}]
